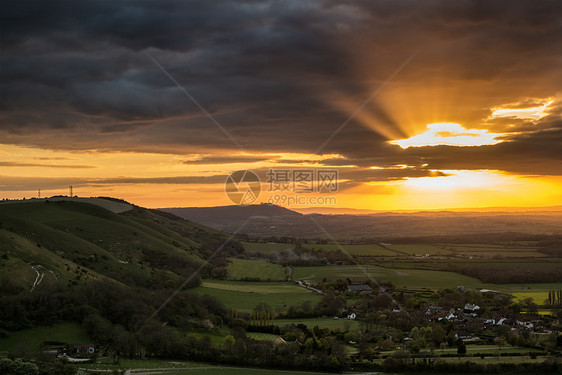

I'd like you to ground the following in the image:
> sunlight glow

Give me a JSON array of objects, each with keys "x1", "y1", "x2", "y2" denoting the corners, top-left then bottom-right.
[
  {"x1": 400, "y1": 169, "x2": 510, "y2": 190},
  {"x1": 389, "y1": 122, "x2": 505, "y2": 148},
  {"x1": 490, "y1": 99, "x2": 552, "y2": 121}
]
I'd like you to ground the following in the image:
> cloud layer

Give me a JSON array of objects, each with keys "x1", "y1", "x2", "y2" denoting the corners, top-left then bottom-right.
[{"x1": 1, "y1": 0, "x2": 561, "y2": 189}]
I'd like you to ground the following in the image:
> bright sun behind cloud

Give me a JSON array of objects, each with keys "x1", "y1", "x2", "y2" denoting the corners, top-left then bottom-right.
[
  {"x1": 389, "y1": 122, "x2": 505, "y2": 149},
  {"x1": 490, "y1": 99, "x2": 552, "y2": 121}
]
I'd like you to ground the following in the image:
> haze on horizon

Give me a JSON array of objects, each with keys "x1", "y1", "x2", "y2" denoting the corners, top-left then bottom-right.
[{"x1": 1, "y1": 1, "x2": 561, "y2": 210}]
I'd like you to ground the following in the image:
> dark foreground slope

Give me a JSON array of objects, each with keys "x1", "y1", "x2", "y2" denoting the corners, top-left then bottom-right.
[{"x1": 0, "y1": 199, "x2": 242, "y2": 294}]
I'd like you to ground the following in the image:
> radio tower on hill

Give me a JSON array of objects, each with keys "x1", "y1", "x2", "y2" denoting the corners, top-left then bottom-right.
[{"x1": 69, "y1": 186, "x2": 73, "y2": 197}]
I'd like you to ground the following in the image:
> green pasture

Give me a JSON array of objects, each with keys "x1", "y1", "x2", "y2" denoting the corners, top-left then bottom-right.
[
  {"x1": 190, "y1": 280, "x2": 323, "y2": 313},
  {"x1": 293, "y1": 265, "x2": 488, "y2": 290},
  {"x1": 246, "y1": 332, "x2": 279, "y2": 341},
  {"x1": 227, "y1": 258, "x2": 286, "y2": 280}
]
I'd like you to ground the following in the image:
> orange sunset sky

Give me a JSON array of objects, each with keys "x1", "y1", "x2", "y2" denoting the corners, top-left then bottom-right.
[{"x1": 1, "y1": 1, "x2": 561, "y2": 210}]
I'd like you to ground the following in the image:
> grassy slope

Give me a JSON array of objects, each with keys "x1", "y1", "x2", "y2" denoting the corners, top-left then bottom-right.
[
  {"x1": 191, "y1": 280, "x2": 323, "y2": 313},
  {"x1": 0, "y1": 200, "x2": 230, "y2": 291}
]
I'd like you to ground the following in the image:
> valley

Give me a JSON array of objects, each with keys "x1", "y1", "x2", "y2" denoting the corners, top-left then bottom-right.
[{"x1": 1, "y1": 199, "x2": 561, "y2": 374}]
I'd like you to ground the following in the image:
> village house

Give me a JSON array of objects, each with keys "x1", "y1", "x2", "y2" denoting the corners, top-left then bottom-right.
[
  {"x1": 67, "y1": 344, "x2": 95, "y2": 356},
  {"x1": 464, "y1": 303, "x2": 480, "y2": 313}
]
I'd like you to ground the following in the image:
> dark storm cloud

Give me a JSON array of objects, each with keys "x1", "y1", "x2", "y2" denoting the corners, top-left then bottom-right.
[
  {"x1": 411, "y1": 126, "x2": 562, "y2": 176},
  {"x1": 1, "y1": 0, "x2": 561, "y2": 181}
]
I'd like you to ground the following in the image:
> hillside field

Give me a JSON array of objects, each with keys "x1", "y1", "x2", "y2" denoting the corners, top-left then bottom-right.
[{"x1": 190, "y1": 280, "x2": 323, "y2": 313}]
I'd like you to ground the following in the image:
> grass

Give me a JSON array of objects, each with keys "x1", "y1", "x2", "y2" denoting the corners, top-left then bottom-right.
[
  {"x1": 80, "y1": 358, "x2": 204, "y2": 370},
  {"x1": 156, "y1": 369, "x2": 335, "y2": 375},
  {"x1": 190, "y1": 280, "x2": 323, "y2": 313},
  {"x1": 246, "y1": 332, "x2": 279, "y2": 341},
  {"x1": 0, "y1": 322, "x2": 91, "y2": 351},
  {"x1": 293, "y1": 265, "x2": 488, "y2": 290},
  {"x1": 81, "y1": 359, "x2": 336, "y2": 374},
  {"x1": 0, "y1": 200, "x2": 238, "y2": 290},
  {"x1": 227, "y1": 258, "x2": 286, "y2": 281}
]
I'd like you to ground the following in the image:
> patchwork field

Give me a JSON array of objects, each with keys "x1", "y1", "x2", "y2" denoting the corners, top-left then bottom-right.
[
  {"x1": 227, "y1": 258, "x2": 286, "y2": 281},
  {"x1": 190, "y1": 280, "x2": 323, "y2": 313},
  {"x1": 246, "y1": 332, "x2": 279, "y2": 341},
  {"x1": 292, "y1": 265, "x2": 488, "y2": 290}
]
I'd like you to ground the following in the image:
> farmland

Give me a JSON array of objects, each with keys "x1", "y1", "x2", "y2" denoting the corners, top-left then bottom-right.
[
  {"x1": 292, "y1": 265, "x2": 489, "y2": 290},
  {"x1": 200, "y1": 258, "x2": 560, "y2": 313},
  {"x1": 1, "y1": 200, "x2": 561, "y2": 374},
  {"x1": 190, "y1": 280, "x2": 323, "y2": 313},
  {"x1": 227, "y1": 258, "x2": 286, "y2": 281}
]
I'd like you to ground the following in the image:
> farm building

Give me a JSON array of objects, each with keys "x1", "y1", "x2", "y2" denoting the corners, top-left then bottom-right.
[
  {"x1": 67, "y1": 344, "x2": 95, "y2": 355},
  {"x1": 464, "y1": 303, "x2": 480, "y2": 313}
]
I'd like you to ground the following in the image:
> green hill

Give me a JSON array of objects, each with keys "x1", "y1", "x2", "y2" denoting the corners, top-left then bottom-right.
[{"x1": 0, "y1": 198, "x2": 242, "y2": 294}]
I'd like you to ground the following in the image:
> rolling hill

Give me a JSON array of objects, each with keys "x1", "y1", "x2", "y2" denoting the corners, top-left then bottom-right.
[
  {"x1": 160, "y1": 204, "x2": 562, "y2": 240},
  {"x1": 0, "y1": 198, "x2": 242, "y2": 294}
]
